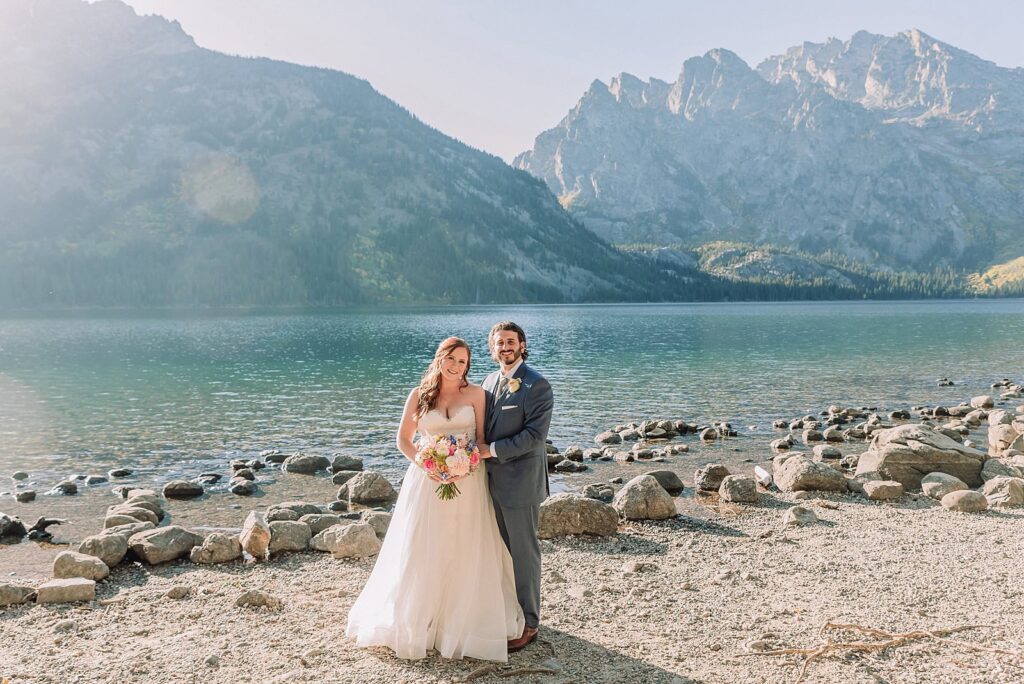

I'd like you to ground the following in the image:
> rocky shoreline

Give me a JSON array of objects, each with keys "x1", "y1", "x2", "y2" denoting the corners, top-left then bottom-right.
[{"x1": 3, "y1": 381, "x2": 1024, "y2": 682}]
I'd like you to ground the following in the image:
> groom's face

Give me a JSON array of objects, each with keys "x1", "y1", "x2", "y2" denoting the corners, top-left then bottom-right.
[{"x1": 491, "y1": 331, "x2": 524, "y2": 368}]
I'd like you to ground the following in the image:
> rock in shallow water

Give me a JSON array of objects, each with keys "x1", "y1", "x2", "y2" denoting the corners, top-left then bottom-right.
[
  {"x1": 162, "y1": 480, "x2": 203, "y2": 499},
  {"x1": 282, "y1": 453, "x2": 331, "y2": 474}
]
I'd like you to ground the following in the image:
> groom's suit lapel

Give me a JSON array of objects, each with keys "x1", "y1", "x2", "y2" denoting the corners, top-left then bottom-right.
[{"x1": 485, "y1": 371, "x2": 501, "y2": 434}]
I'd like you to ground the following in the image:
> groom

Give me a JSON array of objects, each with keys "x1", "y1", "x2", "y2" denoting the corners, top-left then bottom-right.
[{"x1": 482, "y1": 321, "x2": 553, "y2": 652}]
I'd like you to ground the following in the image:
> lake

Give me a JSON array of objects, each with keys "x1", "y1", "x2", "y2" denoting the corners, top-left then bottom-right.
[{"x1": 2, "y1": 300, "x2": 1023, "y2": 484}]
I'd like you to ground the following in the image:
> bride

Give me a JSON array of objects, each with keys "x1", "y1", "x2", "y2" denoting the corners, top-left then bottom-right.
[{"x1": 346, "y1": 337, "x2": 525, "y2": 661}]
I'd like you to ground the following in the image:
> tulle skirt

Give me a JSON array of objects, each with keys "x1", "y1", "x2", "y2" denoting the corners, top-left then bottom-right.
[{"x1": 345, "y1": 463, "x2": 524, "y2": 661}]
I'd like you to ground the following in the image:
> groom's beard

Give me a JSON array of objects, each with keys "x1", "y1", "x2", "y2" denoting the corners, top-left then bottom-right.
[{"x1": 499, "y1": 351, "x2": 521, "y2": 369}]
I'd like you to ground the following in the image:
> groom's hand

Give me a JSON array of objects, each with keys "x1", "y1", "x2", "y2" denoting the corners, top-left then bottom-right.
[{"x1": 478, "y1": 444, "x2": 493, "y2": 459}]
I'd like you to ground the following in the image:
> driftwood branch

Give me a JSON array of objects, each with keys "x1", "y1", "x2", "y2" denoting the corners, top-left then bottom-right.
[{"x1": 743, "y1": 621, "x2": 1021, "y2": 684}]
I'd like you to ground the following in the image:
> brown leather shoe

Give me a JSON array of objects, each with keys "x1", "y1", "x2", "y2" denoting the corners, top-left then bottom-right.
[{"x1": 507, "y1": 626, "x2": 538, "y2": 652}]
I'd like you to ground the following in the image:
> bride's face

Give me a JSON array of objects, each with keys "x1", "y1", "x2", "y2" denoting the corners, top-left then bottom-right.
[{"x1": 439, "y1": 347, "x2": 469, "y2": 383}]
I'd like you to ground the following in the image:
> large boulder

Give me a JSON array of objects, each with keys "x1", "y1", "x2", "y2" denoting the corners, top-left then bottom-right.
[
  {"x1": 982, "y1": 477, "x2": 1024, "y2": 507},
  {"x1": 612, "y1": 475, "x2": 676, "y2": 520},
  {"x1": 538, "y1": 494, "x2": 618, "y2": 538},
  {"x1": 190, "y1": 532, "x2": 242, "y2": 564},
  {"x1": 773, "y1": 455, "x2": 848, "y2": 493},
  {"x1": 855, "y1": 424, "x2": 985, "y2": 490},
  {"x1": 282, "y1": 453, "x2": 331, "y2": 474},
  {"x1": 128, "y1": 526, "x2": 203, "y2": 564},
  {"x1": 100, "y1": 521, "x2": 155, "y2": 543},
  {"x1": 53, "y1": 551, "x2": 109, "y2": 581},
  {"x1": 319, "y1": 522, "x2": 381, "y2": 558},
  {"x1": 162, "y1": 480, "x2": 204, "y2": 499},
  {"x1": 921, "y1": 472, "x2": 968, "y2": 500},
  {"x1": 346, "y1": 472, "x2": 397, "y2": 504},
  {"x1": 106, "y1": 504, "x2": 159, "y2": 526},
  {"x1": 694, "y1": 464, "x2": 731, "y2": 491},
  {"x1": 299, "y1": 513, "x2": 345, "y2": 537},
  {"x1": 718, "y1": 475, "x2": 757, "y2": 503},
  {"x1": 361, "y1": 511, "x2": 392, "y2": 538},
  {"x1": 970, "y1": 395, "x2": 995, "y2": 409}
]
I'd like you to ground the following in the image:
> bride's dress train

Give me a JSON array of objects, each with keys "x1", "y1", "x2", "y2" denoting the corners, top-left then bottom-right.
[{"x1": 345, "y1": 405, "x2": 524, "y2": 661}]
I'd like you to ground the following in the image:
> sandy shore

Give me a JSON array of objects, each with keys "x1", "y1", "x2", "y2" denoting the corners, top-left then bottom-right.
[{"x1": 2, "y1": 488, "x2": 1021, "y2": 684}]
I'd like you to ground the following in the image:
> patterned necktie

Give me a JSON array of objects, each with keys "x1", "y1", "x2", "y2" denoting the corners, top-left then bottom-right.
[{"x1": 495, "y1": 375, "x2": 509, "y2": 402}]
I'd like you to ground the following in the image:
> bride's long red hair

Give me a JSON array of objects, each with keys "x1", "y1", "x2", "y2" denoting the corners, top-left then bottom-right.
[{"x1": 417, "y1": 337, "x2": 471, "y2": 417}]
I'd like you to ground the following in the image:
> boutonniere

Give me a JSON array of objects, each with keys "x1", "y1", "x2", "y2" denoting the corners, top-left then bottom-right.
[{"x1": 507, "y1": 378, "x2": 522, "y2": 393}]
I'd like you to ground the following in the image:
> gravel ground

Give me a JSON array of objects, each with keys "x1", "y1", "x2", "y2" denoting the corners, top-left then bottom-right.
[{"x1": 2, "y1": 490, "x2": 1022, "y2": 684}]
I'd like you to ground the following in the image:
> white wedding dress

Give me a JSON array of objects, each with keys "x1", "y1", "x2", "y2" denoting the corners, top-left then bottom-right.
[{"x1": 345, "y1": 405, "x2": 524, "y2": 661}]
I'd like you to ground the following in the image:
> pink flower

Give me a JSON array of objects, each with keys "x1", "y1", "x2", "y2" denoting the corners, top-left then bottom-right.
[
  {"x1": 469, "y1": 452, "x2": 480, "y2": 466},
  {"x1": 422, "y1": 457, "x2": 437, "y2": 471}
]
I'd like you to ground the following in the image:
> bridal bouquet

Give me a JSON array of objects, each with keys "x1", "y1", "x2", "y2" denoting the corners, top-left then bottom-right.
[{"x1": 414, "y1": 432, "x2": 482, "y2": 500}]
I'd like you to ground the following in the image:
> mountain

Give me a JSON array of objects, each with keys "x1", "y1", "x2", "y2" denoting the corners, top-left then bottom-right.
[
  {"x1": 0, "y1": 0, "x2": 702, "y2": 307},
  {"x1": 515, "y1": 30, "x2": 1024, "y2": 272}
]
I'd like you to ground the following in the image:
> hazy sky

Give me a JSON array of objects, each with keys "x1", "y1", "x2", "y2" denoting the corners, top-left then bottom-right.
[{"x1": 120, "y1": 0, "x2": 1024, "y2": 161}]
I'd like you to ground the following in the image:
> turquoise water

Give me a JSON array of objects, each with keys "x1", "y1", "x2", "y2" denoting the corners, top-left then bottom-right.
[{"x1": 1, "y1": 300, "x2": 1023, "y2": 486}]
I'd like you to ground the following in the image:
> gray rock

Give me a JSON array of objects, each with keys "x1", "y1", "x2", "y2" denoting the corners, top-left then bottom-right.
[
  {"x1": 268, "y1": 521, "x2": 311, "y2": 554},
  {"x1": 106, "y1": 504, "x2": 159, "y2": 526},
  {"x1": 128, "y1": 526, "x2": 203, "y2": 564},
  {"x1": 538, "y1": 493, "x2": 618, "y2": 538},
  {"x1": 822, "y1": 426, "x2": 844, "y2": 443},
  {"x1": 582, "y1": 483, "x2": 614, "y2": 501},
  {"x1": 268, "y1": 501, "x2": 322, "y2": 517},
  {"x1": 123, "y1": 495, "x2": 165, "y2": 519},
  {"x1": 232, "y1": 468, "x2": 255, "y2": 481},
  {"x1": 331, "y1": 454, "x2": 364, "y2": 472},
  {"x1": 53, "y1": 550, "x2": 109, "y2": 581},
  {"x1": 782, "y1": 505, "x2": 819, "y2": 527},
  {"x1": 982, "y1": 476, "x2": 1024, "y2": 507},
  {"x1": 77, "y1": 533, "x2": 129, "y2": 568},
  {"x1": 104, "y1": 514, "x2": 141, "y2": 529},
  {"x1": 855, "y1": 424, "x2": 985, "y2": 489},
  {"x1": 49, "y1": 480, "x2": 78, "y2": 495},
  {"x1": 812, "y1": 444, "x2": 842, "y2": 460},
  {"x1": 612, "y1": 475, "x2": 676, "y2": 520},
  {"x1": 694, "y1": 463, "x2": 731, "y2": 491},
  {"x1": 645, "y1": 469, "x2": 685, "y2": 495},
  {"x1": 15, "y1": 490, "x2": 36, "y2": 503},
  {"x1": 862, "y1": 480, "x2": 904, "y2": 501},
  {"x1": 266, "y1": 507, "x2": 301, "y2": 522},
  {"x1": 596, "y1": 430, "x2": 622, "y2": 445},
  {"x1": 320, "y1": 522, "x2": 381, "y2": 558},
  {"x1": 327, "y1": 500, "x2": 349, "y2": 512},
  {"x1": 554, "y1": 459, "x2": 587, "y2": 473},
  {"x1": 108, "y1": 468, "x2": 132, "y2": 478},
  {"x1": 282, "y1": 453, "x2": 331, "y2": 474},
  {"x1": 235, "y1": 589, "x2": 282, "y2": 610},
  {"x1": 189, "y1": 532, "x2": 242, "y2": 564},
  {"x1": 332, "y1": 470, "x2": 361, "y2": 486},
  {"x1": 981, "y1": 458, "x2": 1021, "y2": 482},
  {"x1": 346, "y1": 472, "x2": 397, "y2": 504},
  {"x1": 229, "y1": 479, "x2": 257, "y2": 496},
  {"x1": 100, "y1": 521, "x2": 155, "y2": 543},
  {"x1": 921, "y1": 472, "x2": 969, "y2": 500},
  {"x1": 298, "y1": 513, "x2": 344, "y2": 537},
  {"x1": 11, "y1": 471, "x2": 28, "y2": 481},
  {"x1": 940, "y1": 490, "x2": 988, "y2": 512},
  {"x1": 718, "y1": 475, "x2": 757, "y2": 503},
  {"x1": 361, "y1": 511, "x2": 392, "y2": 538},
  {"x1": 0, "y1": 513, "x2": 27, "y2": 539},
  {"x1": 162, "y1": 480, "x2": 204, "y2": 499},
  {"x1": 970, "y1": 395, "x2": 995, "y2": 409},
  {"x1": 773, "y1": 455, "x2": 848, "y2": 492},
  {"x1": 263, "y1": 451, "x2": 287, "y2": 464},
  {"x1": 802, "y1": 429, "x2": 824, "y2": 444},
  {"x1": 846, "y1": 471, "x2": 884, "y2": 494},
  {"x1": 699, "y1": 427, "x2": 718, "y2": 441},
  {"x1": 563, "y1": 446, "x2": 584, "y2": 462},
  {"x1": 770, "y1": 438, "x2": 791, "y2": 451},
  {"x1": 35, "y1": 577, "x2": 96, "y2": 604},
  {"x1": 0, "y1": 584, "x2": 35, "y2": 606}
]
